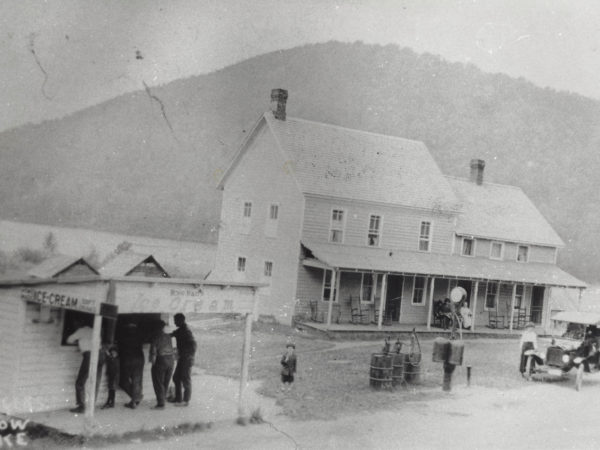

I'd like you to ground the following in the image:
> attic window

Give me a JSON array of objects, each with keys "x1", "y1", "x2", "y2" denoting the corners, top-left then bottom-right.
[
  {"x1": 490, "y1": 242, "x2": 504, "y2": 260},
  {"x1": 517, "y1": 245, "x2": 529, "y2": 263},
  {"x1": 461, "y1": 237, "x2": 474, "y2": 256}
]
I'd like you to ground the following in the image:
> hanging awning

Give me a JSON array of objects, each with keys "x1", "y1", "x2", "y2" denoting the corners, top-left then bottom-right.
[{"x1": 301, "y1": 240, "x2": 587, "y2": 289}]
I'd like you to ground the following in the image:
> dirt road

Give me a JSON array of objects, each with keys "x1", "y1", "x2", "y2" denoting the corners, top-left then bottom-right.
[{"x1": 110, "y1": 375, "x2": 600, "y2": 450}]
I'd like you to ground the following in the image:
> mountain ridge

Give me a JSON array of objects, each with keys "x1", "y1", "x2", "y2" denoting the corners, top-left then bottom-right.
[{"x1": 1, "y1": 40, "x2": 598, "y2": 281}]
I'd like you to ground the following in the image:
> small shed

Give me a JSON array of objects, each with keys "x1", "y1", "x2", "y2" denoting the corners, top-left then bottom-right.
[{"x1": 0, "y1": 274, "x2": 262, "y2": 419}]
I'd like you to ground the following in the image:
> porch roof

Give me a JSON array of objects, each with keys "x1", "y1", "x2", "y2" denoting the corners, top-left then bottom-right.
[{"x1": 301, "y1": 240, "x2": 587, "y2": 288}]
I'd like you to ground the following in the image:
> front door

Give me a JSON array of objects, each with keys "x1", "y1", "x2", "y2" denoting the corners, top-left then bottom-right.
[
  {"x1": 531, "y1": 286, "x2": 545, "y2": 324},
  {"x1": 385, "y1": 275, "x2": 404, "y2": 322}
]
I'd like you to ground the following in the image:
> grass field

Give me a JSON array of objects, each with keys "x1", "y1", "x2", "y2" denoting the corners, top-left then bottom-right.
[{"x1": 193, "y1": 320, "x2": 557, "y2": 421}]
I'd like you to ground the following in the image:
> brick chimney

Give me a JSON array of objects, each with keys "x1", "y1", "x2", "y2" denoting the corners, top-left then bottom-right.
[
  {"x1": 470, "y1": 159, "x2": 485, "y2": 185},
  {"x1": 271, "y1": 88, "x2": 288, "y2": 121}
]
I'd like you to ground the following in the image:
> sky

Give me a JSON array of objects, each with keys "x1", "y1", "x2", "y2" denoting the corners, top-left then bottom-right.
[{"x1": 1, "y1": 0, "x2": 600, "y2": 132}]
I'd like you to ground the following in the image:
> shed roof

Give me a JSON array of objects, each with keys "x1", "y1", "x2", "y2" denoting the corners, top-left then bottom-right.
[
  {"x1": 447, "y1": 177, "x2": 564, "y2": 247},
  {"x1": 221, "y1": 113, "x2": 460, "y2": 211},
  {"x1": 27, "y1": 254, "x2": 98, "y2": 278},
  {"x1": 302, "y1": 240, "x2": 586, "y2": 288}
]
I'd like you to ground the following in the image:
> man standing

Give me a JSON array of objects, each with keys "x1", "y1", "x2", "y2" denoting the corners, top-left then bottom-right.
[
  {"x1": 149, "y1": 320, "x2": 174, "y2": 409},
  {"x1": 119, "y1": 323, "x2": 145, "y2": 409},
  {"x1": 171, "y1": 313, "x2": 197, "y2": 406},
  {"x1": 67, "y1": 320, "x2": 104, "y2": 414}
]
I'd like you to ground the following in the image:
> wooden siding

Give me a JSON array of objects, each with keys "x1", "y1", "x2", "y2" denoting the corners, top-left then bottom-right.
[
  {"x1": 302, "y1": 196, "x2": 455, "y2": 253},
  {"x1": 214, "y1": 124, "x2": 305, "y2": 324},
  {"x1": 0, "y1": 289, "x2": 22, "y2": 413}
]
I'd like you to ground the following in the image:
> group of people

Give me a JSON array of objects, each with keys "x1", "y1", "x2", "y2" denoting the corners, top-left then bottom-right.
[
  {"x1": 433, "y1": 298, "x2": 472, "y2": 330},
  {"x1": 66, "y1": 312, "x2": 197, "y2": 413}
]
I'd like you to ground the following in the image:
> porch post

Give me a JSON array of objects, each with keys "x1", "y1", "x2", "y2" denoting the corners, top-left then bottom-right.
[
  {"x1": 427, "y1": 277, "x2": 436, "y2": 330},
  {"x1": 85, "y1": 313, "x2": 102, "y2": 424},
  {"x1": 326, "y1": 269, "x2": 337, "y2": 328},
  {"x1": 471, "y1": 281, "x2": 479, "y2": 332},
  {"x1": 377, "y1": 273, "x2": 388, "y2": 330},
  {"x1": 509, "y1": 284, "x2": 517, "y2": 332}
]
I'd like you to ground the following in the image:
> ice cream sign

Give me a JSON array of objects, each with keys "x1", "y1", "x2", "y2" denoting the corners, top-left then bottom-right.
[
  {"x1": 21, "y1": 287, "x2": 98, "y2": 313},
  {"x1": 116, "y1": 283, "x2": 256, "y2": 314}
]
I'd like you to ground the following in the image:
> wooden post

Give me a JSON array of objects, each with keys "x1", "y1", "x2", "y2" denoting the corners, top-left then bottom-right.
[
  {"x1": 509, "y1": 284, "x2": 517, "y2": 332},
  {"x1": 427, "y1": 277, "x2": 436, "y2": 330},
  {"x1": 238, "y1": 312, "x2": 253, "y2": 418},
  {"x1": 85, "y1": 313, "x2": 102, "y2": 423},
  {"x1": 326, "y1": 269, "x2": 337, "y2": 328},
  {"x1": 377, "y1": 274, "x2": 388, "y2": 330},
  {"x1": 471, "y1": 281, "x2": 479, "y2": 332}
]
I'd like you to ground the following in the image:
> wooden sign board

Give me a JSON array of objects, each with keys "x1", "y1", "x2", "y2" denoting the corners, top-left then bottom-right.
[
  {"x1": 116, "y1": 282, "x2": 256, "y2": 314},
  {"x1": 20, "y1": 283, "x2": 106, "y2": 314}
]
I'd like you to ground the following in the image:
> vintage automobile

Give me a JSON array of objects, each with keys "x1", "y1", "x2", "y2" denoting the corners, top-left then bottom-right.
[{"x1": 524, "y1": 311, "x2": 600, "y2": 391}]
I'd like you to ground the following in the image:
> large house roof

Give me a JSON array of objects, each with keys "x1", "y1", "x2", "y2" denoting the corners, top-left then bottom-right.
[
  {"x1": 220, "y1": 113, "x2": 460, "y2": 212},
  {"x1": 447, "y1": 177, "x2": 565, "y2": 247},
  {"x1": 302, "y1": 240, "x2": 586, "y2": 288}
]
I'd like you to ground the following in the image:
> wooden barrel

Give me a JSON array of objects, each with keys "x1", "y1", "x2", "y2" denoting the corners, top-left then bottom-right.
[
  {"x1": 403, "y1": 352, "x2": 423, "y2": 384},
  {"x1": 369, "y1": 353, "x2": 392, "y2": 389},
  {"x1": 391, "y1": 353, "x2": 405, "y2": 387},
  {"x1": 448, "y1": 340, "x2": 464, "y2": 366},
  {"x1": 432, "y1": 337, "x2": 450, "y2": 363}
]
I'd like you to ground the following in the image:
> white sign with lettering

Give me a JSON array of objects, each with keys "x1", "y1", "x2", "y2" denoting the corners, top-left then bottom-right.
[
  {"x1": 116, "y1": 282, "x2": 256, "y2": 314},
  {"x1": 20, "y1": 283, "x2": 106, "y2": 314}
]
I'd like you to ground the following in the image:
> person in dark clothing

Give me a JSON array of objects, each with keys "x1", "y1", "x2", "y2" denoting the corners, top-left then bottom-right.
[
  {"x1": 170, "y1": 313, "x2": 197, "y2": 406},
  {"x1": 440, "y1": 299, "x2": 452, "y2": 330},
  {"x1": 280, "y1": 343, "x2": 297, "y2": 393},
  {"x1": 149, "y1": 320, "x2": 175, "y2": 409},
  {"x1": 119, "y1": 323, "x2": 145, "y2": 409},
  {"x1": 101, "y1": 344, "x2": 120, "y2": 409}
]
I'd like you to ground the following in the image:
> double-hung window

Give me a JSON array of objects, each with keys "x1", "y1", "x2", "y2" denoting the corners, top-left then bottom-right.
[
  {"x1": 243, "y1": 202, "x2": 252, "y2": 218},
  {"x1": 322, "y1": 270, "x2": 337, "y2": 301},
  {"x1": 367, "y1": 215, "x2": 381, "y2": 247},
  {"x1": 485, "y1": 282, "x2": 498, "y2": 310},
  {"x1": 329, "y1": 209, "x2": 345, "y2": 243},
  {"x1": 265, "y1": 203, "x2": 279, "y2": 237},
  {"x1": 361, "y1": 273, "x2": 376, "y2": 302},
  {"x1": 264, "y1": 261, "x2": 273, "y2": 277},
  {"x1": 237, "y1": 257, "x2": 246, "y2": 272},
  {"x1": 419, "y1": 221, "x2": 432, "y2": 251},
  {"x1": 514, "y1": 285, "x2": 524, "y2": 309},
  {"x1": 412, "y1": 276, "x2": 426, "y2": 305}
]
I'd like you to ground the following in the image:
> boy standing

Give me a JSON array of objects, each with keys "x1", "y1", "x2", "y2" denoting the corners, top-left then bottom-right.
[
  {"x1": 280, "y1": 343, "x2": 297, "y2": 392},
  {"x1": 101, "y1": 344, "x2": 120, "y2": 409}
]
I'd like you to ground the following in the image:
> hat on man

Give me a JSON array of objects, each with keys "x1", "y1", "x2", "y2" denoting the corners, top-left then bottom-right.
[
  {"x1": 525, "y1": 322, "x2": 535, "y2": 329},
  {"x1": 286, "y1": 343, "x2": 296, "y2": 349}
]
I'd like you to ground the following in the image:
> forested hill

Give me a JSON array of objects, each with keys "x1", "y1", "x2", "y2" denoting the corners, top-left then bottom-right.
[{"x1": 1, "y1": 41, "x2": 599, "y2": 281}]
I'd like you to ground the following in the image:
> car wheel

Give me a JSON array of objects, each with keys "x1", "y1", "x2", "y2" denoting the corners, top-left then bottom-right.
[{"x1": 575, "y1": 364, "x2": 584, "y2": 391}]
